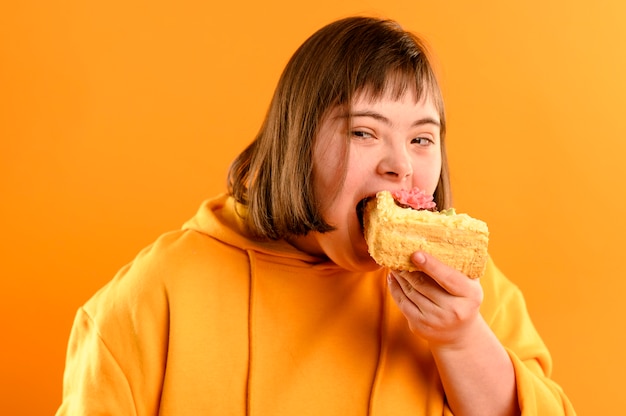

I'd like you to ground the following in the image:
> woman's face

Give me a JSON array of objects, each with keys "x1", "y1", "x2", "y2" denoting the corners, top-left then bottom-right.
[{"x1": 292, "y1": 88, "x2": 443, "y2": 271}]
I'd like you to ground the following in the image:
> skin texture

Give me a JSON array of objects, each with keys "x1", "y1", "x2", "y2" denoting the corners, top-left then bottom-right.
[{"x1": 289, "y1": 89, "x2": 520, "y2": 416}]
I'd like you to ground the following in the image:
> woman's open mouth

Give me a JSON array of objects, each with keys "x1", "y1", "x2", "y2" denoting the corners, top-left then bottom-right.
[{"x1": 356, "y1": 197, "x2": 373, "y2": 230}]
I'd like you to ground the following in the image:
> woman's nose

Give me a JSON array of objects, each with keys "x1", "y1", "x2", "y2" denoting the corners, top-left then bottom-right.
[{"x1": 377, "y1": 144, "x2": 413, "y2": 180}]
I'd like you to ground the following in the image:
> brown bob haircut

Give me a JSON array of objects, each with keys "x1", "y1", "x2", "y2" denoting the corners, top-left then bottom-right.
[{"x1": 228, "y1": 16, "x2": 450, "y2": 240}]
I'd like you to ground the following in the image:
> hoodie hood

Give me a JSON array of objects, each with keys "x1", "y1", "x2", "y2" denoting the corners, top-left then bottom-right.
[{"x1": 182, "y1": 193, "x2": 333, "y2": 268}]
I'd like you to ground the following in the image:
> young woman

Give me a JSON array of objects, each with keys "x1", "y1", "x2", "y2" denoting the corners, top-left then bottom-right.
[{"x1": 57, "y1": 16, "x2": 576, "y2": 415}]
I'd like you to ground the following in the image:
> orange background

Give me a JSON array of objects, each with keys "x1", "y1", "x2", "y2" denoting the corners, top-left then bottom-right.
[{"x1": 1, "y1": 1, "x2": 624, "y2": 414}]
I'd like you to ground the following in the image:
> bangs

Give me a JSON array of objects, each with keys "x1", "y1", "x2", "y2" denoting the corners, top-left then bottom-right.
[
  {"x1": 356, "y1": 68, "x2": 443, "y2": 110},
  {"x1": 334, "y1": 26, "x2": 445, "y2": 115}
]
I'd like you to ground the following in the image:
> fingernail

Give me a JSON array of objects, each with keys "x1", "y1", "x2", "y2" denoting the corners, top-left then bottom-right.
[{"x1": 415, "y1": 252, "x2": 426, "y2": 264}]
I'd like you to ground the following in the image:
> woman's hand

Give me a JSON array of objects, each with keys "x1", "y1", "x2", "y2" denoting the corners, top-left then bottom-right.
[
  {"x1": 387, "y1": 250, "x2": 520, "y2": 416},
  {"x1": 387, "y1": 250, "x2": 484, "y2": 348}
]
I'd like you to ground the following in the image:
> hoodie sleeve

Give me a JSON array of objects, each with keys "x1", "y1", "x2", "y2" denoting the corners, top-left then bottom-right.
[
  {"x1": 56, "y1": 233, "x2": 174, "y2": 416},
  {"x1": 480, "y1": 258, "x2": 577, "y2": 415},
  {"x1": 56, "y1": 307, "x2": 137, "y2": 416}
]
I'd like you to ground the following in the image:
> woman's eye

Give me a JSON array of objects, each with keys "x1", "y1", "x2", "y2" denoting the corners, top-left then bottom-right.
[
  {"x1": 412, "y1": 137, "x2": 433, "y2": 146},
  {"x1": 352, "y1": 130, "x2": 373, "y2": 139}
]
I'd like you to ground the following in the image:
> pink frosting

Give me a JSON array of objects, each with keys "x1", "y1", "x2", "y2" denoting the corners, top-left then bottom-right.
[{"x1": 390, "y1": 187, "x2": 436, "y2": 210}]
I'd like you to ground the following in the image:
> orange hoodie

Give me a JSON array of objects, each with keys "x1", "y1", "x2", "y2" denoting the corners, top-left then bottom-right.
[{"x1": 56, "y1": 194, "x2": 575, "y2": 415}]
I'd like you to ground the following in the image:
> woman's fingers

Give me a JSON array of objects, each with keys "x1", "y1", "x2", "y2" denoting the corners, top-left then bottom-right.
[
  {"x1": 387, "y1": 251, "x2": 484, "y2": 343},
  {"x1": 409, "y1": 251, "x2": 475, "y2": 297}
]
